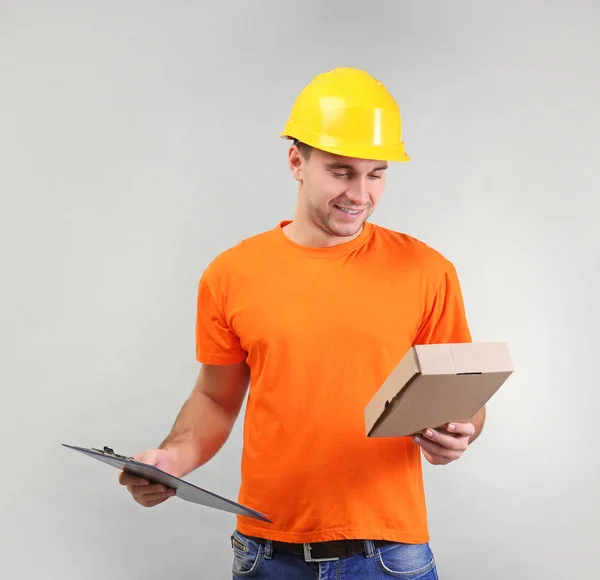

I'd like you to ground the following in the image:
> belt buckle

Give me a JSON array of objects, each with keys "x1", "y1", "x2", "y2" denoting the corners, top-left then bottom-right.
[{"x1": 303, "y1": 543, "x2": 339, "y2": 563}]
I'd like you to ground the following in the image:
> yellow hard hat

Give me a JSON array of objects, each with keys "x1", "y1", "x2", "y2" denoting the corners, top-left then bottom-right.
[{"x1": 281, "y1": 67, "x2": 409, "y2": 162}]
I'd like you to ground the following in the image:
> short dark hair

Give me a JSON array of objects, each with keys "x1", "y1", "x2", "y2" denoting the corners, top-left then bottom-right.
[{"x1": 293, "y1": 139, "x2": 312, "y2": 160}]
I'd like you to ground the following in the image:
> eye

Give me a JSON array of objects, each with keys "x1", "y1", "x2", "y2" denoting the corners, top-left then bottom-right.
[{"x1": 332, "y1": 172, "x2": 350, "y2": 179}]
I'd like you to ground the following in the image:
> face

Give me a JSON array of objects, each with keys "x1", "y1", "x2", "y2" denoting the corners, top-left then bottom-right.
[{"x1": 288, "y1": 145, "x2": 388, "y2": 244}]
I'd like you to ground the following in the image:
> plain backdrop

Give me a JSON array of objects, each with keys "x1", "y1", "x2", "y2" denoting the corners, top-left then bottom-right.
[{"x1": 1, "y1": 1, "x2": 598, "y2": 578}]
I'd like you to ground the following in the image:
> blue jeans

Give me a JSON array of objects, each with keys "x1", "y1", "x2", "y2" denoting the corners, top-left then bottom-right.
[{"x1": 231, "y1": 529, "x2": 439, "y2": 579}]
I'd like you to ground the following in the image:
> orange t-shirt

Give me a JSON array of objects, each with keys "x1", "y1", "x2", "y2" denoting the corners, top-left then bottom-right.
[{"x1": 195, "y1": 220, "x2": 472, "y2": 544}]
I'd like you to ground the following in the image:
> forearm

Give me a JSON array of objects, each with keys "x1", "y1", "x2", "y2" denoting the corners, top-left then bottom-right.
[
  {"x1": 468, "y1": 405, "x2": 486, "y2": 444},
  {"x1": 158, "y1": 389, "x2": 237, "y2": 477}
]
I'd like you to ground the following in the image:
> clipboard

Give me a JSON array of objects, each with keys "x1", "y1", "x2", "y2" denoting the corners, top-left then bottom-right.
[{"x1": 62, "y1": 444, "x2": 272, "y2": 523}]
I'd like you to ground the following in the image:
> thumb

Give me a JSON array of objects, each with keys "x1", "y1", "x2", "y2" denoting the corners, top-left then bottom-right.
[{"x1": 134, "y1": 448, "x2": 163, "y2": 467}]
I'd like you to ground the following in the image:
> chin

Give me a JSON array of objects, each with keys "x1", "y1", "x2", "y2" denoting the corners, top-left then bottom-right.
[{"x1": 330, "y1": 221, "x2": 364, "y2": 238}]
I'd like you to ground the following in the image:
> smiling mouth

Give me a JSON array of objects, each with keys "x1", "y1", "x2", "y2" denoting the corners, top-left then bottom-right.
[{"x1": 335, "y1": 206, "x2": 363, "y2": 215}]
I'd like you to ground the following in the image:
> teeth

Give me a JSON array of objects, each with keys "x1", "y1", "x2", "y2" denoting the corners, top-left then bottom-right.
[{"x1": 338, "y1": 207, "x2": 360, "y2": 215}]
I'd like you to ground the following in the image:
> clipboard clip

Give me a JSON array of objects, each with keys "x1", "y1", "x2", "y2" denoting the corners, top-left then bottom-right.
[{"x1": 91, "y1": 446, "x2": 133, "y2": 460}]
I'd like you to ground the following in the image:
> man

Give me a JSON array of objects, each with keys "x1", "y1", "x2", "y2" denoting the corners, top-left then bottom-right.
[{"x1": 119, "y1": 67, "x2": 485, "y2": 579}]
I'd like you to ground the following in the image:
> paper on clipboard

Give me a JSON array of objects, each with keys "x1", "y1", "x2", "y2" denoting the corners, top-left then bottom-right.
[{"x1": 62, "y1": 444, "x2": 272, "y2": 523}]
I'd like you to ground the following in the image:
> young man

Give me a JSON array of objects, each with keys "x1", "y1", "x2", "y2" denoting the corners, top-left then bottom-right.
[{"x1": 119, "y1": 67, "x2": 485, "y2": 579}]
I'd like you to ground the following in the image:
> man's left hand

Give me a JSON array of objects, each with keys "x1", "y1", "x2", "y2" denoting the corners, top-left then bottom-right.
[{"x1": 412, "y1": 422, "x2": 475, "y2": 465}]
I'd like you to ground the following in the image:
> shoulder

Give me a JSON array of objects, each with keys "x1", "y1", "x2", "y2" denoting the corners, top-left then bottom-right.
[
  {"x1": 200, "y1": 226, "x2": 278, "y2": 286},
  {"x1": 370, "y1": 224, "x2": 466, "y2": 304},
  {"x1": 370, "y1": 222, "x2": 455, "y2": 274}
]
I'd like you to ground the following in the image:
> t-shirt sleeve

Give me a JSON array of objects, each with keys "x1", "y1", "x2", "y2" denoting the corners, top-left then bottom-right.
[
  {"x1": 195, "y1": 278, "x2": 247, "y2": 365},
  {"x1": 413, "y1": 260, "x2": 472, "y2": 345}
]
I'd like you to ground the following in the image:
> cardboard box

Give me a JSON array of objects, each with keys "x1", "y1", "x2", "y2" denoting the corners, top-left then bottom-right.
[{"x1": 365, "y1": 342, "x2": 514, "y2": 438}]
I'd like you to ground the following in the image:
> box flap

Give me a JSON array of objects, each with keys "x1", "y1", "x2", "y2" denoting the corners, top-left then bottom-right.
[
  {"x1": 414, "y1": 342, "x2": 514, "y2": 375},
  {"x1": 364, "y1": 347, "x2": 420, "y2": 437}
]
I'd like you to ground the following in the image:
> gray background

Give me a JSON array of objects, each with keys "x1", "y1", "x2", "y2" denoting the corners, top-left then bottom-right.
[{"x1": 1, "y1": 0, "x2": 598, "y2": 578}]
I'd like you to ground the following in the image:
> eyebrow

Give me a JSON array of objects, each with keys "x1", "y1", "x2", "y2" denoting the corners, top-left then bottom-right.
[{"x1": 325, "y1": 162, "x2": 388, "y2": 172}]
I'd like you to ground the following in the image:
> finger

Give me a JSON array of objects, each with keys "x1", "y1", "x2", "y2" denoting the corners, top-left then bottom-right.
[
  {"x1": 140, "y1": 496, "x2": 171, "y2": 508},
  {"x1": 413, "y1": 434, "x2": 463, "y2": 461},
  {"x1": 119, "y1": 471, "x2": 150, "y2": 487},
  {"x1": 446, "y1": 422, "x2": 475, "y2": 436},
  {"x1": 129, "y1": 483, "x2": 171, "y2": 496},
  {"x1": 420, "y1": 428, "x2": 468, "y2": 451},
  {"x1": 134, "y1": 490, "x2": 175, "y2": 504},
  {"x1": 421, "y1": 450, "x2": 450, "y2": 466}
]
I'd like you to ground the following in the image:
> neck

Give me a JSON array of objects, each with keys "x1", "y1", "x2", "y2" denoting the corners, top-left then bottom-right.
[{"x1": 282, "y1": 214, "x2": 364, "y2": 248}]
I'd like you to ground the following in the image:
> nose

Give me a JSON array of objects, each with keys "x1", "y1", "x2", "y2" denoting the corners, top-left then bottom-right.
[{"x1": 345, "y1": 178, "x2": 369, "y2": 205}]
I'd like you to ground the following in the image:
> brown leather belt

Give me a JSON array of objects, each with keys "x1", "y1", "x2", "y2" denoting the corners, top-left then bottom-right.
[{"x1": 248, "y1": 535, "x2": 393, "y2": 562}]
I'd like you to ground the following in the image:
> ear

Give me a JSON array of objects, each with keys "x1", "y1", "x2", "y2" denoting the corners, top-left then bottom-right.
[{"x1": 288, "y1": 145, "x2": 305, "y2": 182}]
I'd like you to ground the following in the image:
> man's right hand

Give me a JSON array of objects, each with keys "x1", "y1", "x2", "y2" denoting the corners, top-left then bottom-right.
[
  {"x1": 118, "y1": 448, "x2": 179, "y2": 508},
  {"x1": 119, "y1": 362, "x2": 250, "y2": 507}
]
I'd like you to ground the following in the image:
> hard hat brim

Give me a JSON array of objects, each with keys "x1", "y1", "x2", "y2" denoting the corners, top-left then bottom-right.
[{"x1": 281, "y1": 122, "x2": 410, "y2": 163}]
